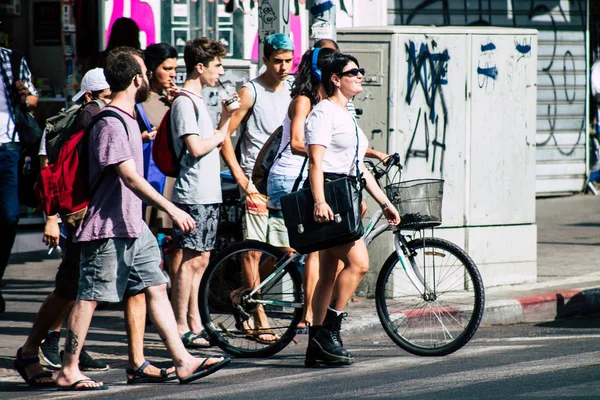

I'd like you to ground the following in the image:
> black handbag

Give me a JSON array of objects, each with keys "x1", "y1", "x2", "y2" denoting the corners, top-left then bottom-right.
[{"x1": 280, "y1": 118, "x2": 363, "y2": 254}]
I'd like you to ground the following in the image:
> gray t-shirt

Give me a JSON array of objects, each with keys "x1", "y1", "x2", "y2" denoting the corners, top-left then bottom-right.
[
  {"x1": 239, "y1": 78, "x2": 292, "y2": 176},
  {"x1": 75, "y1": 106, "x2": 145, "y2": 242},
  {"x1": 171, "y1": 89, "x2": 222, "y2": 205}
]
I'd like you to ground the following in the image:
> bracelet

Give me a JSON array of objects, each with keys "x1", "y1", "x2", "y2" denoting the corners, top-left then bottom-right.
[
  {"x1": 314, "y1": 201, "x2": 326, "y2": 208},
  {"x1": 381, "y1": 201, "x2": 390, "y2": 210}
]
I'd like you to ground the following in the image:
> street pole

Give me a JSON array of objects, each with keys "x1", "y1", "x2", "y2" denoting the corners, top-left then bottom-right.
[
  {"x1": 308, "y1": 0, "x2": 336, "y2": 47},
  {"x1": 258, "y1": 0, "x2": 291, "y2": 68}
]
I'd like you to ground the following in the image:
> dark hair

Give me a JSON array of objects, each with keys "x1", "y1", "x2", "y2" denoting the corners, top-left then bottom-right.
[
  {"x1": 183, "y1": 37, "x2": 226, "y2": 74},
  {"x1": 106, "y1": 18, "x2": 141, "y2": 51},
  {"x1": 321, "y1": 52, "x2": 360, "y2": 97},
  {"x1": 90, "y1": 89, "x2": 105, "y2": 99},
  {"x1": 104, "y1": 47, "x2": 144, "y2": 93},
  {"x1": 291, "y1": 48, "x2": 336, "y2": 105},
  {"x1": 314, "y1": 39, "x2": 340, "y2": 51},
  {"x1": 144, "y1": 43, "x2": 178, "y2": 73}
]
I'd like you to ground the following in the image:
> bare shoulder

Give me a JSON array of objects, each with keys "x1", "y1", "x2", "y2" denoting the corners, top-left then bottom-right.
[{"x1": 289, "y1": 96, "x2": 312, "y2": 119}]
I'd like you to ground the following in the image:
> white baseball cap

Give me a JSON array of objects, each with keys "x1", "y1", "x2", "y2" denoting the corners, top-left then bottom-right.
[{"x1": 72, "y1": 68, "x2": 110, "y2": 102}]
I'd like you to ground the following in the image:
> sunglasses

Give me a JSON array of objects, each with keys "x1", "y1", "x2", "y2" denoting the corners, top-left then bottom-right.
[{"x1": 338, "y1": 68, "x2": 365, "y2": 77}]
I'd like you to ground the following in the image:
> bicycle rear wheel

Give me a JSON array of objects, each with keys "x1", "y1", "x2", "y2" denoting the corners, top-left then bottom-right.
[
  {"x1": 199, "y1": 240, "x2": 303, "y2": 358},
  {"x1": 375, "y1": 237, "x2": 484, "y2": 356}
]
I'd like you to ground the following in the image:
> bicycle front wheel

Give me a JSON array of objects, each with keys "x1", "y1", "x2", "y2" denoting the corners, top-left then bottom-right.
[
  {"x1": 199, "y1": 240, "x2": 303, "y2": 358},
  {"x1": 375, "y1": 237, "x2": 485, "y2": 356}
]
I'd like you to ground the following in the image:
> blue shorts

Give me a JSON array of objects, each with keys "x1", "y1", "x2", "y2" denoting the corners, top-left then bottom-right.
[
  {"x1": 267, "y1": 173, "x2": 305, "y2": 210},
  {"x1": 77, "y1": 225, "x2": 166, "y2": 302}
]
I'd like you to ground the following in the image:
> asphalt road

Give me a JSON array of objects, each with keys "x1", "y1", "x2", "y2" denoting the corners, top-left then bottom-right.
[{"x1": 2, "y1": 315, "x2": 600, "y2": 399}]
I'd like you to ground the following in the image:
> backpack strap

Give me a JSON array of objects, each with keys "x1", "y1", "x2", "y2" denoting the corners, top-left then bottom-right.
[
  {"x1": 135, "y1": 103, "x2": 153, "y2": 132},
  {"x1": 85, "y1": 109, "x2": 130, "y2": 196},
  {"x1": 174, "y1": 91, "x2": 200, "y2": 164},
  {"x1": 235, "y1": 81, "x2": 257, "y2": 161}
]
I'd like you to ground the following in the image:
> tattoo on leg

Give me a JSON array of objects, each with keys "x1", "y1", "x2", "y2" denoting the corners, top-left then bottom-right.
[{"x1": 65, "y1": 329, "x2": 79, "y2": 355}]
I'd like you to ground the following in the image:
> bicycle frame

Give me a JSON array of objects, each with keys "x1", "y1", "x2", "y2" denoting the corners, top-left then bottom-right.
[{"x1": 243, "y1": 154, "x2": 434, "y2": 309}]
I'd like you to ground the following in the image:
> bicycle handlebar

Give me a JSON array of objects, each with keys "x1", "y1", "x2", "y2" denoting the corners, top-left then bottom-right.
[{"x1": 364, "y1": 153, "x2": 402, "y2": 188}]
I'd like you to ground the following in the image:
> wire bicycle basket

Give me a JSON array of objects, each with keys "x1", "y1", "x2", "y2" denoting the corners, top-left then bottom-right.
[{"x1": 385, "y1": 179, "x2": 444, "y2": 229}]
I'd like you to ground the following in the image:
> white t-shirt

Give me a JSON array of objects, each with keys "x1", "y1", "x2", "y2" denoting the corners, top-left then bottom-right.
[
  {"x1": 270, "y1": 114, "x2": 306, "y2": 176},
  {"x1": 0, "y1": 77, "x2": 15, "y2": 143},
  {"x1": 171, "y1": 89, "x2": 222, "y2": 205},
  {"x1": 305, "y1": 99, "x2": 368, "y2": 176}
]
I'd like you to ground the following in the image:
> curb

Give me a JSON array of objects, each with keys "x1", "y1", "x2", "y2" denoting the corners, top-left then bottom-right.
[{"x1": 344, "y1": 287, "x2": 600, "y2": 334}]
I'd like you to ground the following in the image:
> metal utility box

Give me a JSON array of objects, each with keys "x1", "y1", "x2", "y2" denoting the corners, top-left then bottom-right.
[{"x1": 338, "y1": 26, "x2": 538, "y2": 293}]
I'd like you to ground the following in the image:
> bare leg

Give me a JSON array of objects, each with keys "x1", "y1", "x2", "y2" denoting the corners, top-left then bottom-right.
[
  {"x1": 125, "y1": 293, "x2": 174, "y2": 378},
  {"x1": 236, "y1": 251, "x2": 279, "y2": 341},
  {"x1": 188, "y1": 251, "x2": 209, "y2": 334},
  {"x1": 241, "y1": 251, "x2": 261, "y2": 289},
  {"x1": 168, "y1": 248, "x2": 183, "y2": 285},
  {"x1": 328, "y1": 240, "x2": 370, "y2": 312},
  {"x1": 19, "y1": 291, "x2": 72, "y2": 384},
  {"x1": 312, "y1": 239, "x2": 369, "y2": 325},
  {"x1": 22, "y1": 293, "x2": 71, "y2": 356},
  {"x1": 125, "y1": 294, "x2": 146, "y2": 368},
  {"x1": 48, "y1": 301, "x2": 73, "y2": 332},
  {"x1": 144, "y1": 284, "x2": 224, "y2": 379},
  {"x1": 328, "y1": 260, "x2": 347, "y2": 311},
  {"x1": 300, "y1": 252, "x2": 319, "y2": 328},
  {"x1": 55, "y1": 299, "x2": 104, "y2": 389},
  {"x1": 172, "y1": 249, "x2": 209, "y2": 346},
  {"x1": 312, "y1": 250, "x2": 341, "y2": 326}
]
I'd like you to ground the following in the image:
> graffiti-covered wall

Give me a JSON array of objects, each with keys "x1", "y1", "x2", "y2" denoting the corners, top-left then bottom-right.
[
  {"x1": 339, "y1": 26, "x2": 538, "y2": 289},
  {"x1": 389, "y1": 0, "x2": 588, "y2": 194}
]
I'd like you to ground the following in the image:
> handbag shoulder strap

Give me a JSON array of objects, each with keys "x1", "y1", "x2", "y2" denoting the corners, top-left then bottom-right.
[
  {"x1": 291, "y1": 156, "x2": 308, "y2": 193},
  {"x1": 351, "y1": 116, "x2": 361, "y2": 180}
]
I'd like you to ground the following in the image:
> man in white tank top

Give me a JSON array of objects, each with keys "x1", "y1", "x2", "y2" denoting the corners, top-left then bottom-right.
[{"x1": 220, "y1": 34, "x2": 294, "y2": 344}]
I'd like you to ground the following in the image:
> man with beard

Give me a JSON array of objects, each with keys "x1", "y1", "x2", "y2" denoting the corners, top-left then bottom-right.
[{"x1": 55, "y1": 47, "x2": 230, "y2": 391}]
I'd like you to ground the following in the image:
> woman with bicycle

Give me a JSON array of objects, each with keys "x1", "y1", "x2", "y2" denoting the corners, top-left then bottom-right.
[
  {"x1": 267, "y1": 46, "x2": 335, "y2": 330},
  {"x1": 269, "y1": 43, "x2": 391, "y2": 331},
  {"x1": 304, "y1": 52, "x2": 400, "y2": 367}
]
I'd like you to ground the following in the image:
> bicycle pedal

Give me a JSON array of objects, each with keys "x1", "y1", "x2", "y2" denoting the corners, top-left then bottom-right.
[{"x1": 218, "y1": 322, "x2": 235, "y2": 339}]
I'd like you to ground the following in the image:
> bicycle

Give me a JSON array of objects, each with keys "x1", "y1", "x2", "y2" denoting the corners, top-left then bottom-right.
[{"x1": 199, "y1": 154, "x2": 485, "y2": 358}]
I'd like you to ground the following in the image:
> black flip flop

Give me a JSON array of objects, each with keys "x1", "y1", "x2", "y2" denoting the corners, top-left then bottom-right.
[
  {"x1": 126, "y1": 360, "x2": 177, "y2": 384},
  {"x1": 56, "y1": 378, "x2": 108, "y2": 391},
  {"x1": 179, "y1": 357, "x2": 231, "y2": 384},
  {"x1": 14, "y1": 348, "x2": 55, "y2": 387}
]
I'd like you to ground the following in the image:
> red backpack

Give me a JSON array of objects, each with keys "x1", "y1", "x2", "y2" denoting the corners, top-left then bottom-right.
[
  {"x1": 34, "y1": 110, "x2": 128, "y2": 230},
  {"x1": 152, "y1": 92, "x2": 198, "y2": 177}
]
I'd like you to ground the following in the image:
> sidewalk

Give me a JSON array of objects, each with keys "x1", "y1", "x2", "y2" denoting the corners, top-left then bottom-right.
[
  {"x1": 344, "y1": 194, "x2": 600, "y2": 332},
  {"x1": 1, "y1": 194, "x2": 600, "y2": 370}
]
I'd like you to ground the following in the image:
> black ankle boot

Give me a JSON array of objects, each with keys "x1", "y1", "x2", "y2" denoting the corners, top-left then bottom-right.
[
  {"x1": 323, "y1": 309, "x2": 347, "y2": 347},
  {"x1": 305, "y1": 325, "x2": 354, "y2": 367}
]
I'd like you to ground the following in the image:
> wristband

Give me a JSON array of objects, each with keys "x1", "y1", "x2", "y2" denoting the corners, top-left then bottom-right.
[
  {"x1": 314, "y1": 201, "x2": 326, "y2": 208},
  {"x1": 381, "y1": 201, "x2": 390, "y2": 210}
]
